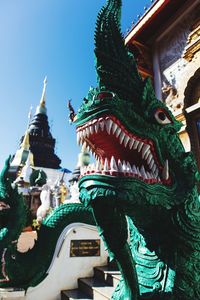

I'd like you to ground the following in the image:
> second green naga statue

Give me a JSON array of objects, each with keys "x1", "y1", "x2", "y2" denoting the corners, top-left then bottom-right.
[{"x1": 73, "y1": 0, "x2": 200, "y2": 299}]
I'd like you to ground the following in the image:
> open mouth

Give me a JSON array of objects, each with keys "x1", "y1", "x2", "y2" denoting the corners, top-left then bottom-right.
[
  {"x1": 0, "y1": 202, "x2": 10, "y2": 211},
  {"x1": 77, "y1": 115, "x2": 170, "y2": 185}
]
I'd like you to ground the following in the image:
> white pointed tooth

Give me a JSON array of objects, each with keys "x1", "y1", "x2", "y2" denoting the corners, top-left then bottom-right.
[
  {"x1": 122, "y1": 161, "x2": 127, "y2": 172},
  {"x1": 118, "y1": 159, "x2": 123, "y2": 172},
  {"x1": 112, "y1": 123, "x2": 118, "y2": 135},
  {"x1": 86, "y1": 145, "x2": 90, "y2": 152},
  {"x1": 132, "y1": 164, "x2": 137, "y2": 174},
  {"x1": 92, "y1": 118, "x2": 97, "y2": 124},
  {"x1": 119, "y1": 132, "x2": 125, "y2": 144},
  {"x1": 77, "y1": 132, "x2": 81, "y2": 145},
  {"x1": 162, "y1": 160, "x2": 169, "y2": 180},
  {"x1": 149, "y1": 159, "x2": 154, "y2": 169},
  {"x1": 150, "y1": 172, "x2": 154, "y2": 178},
  {"x1": 95, "y1": 122, "x2": 99, "y2": 133},
  {"x1": 127, "y1": 162, "x2": 132, "y2": 173},
  {"x1": 116, "y1": 127, "x2": 121, "y2": 138},
  {"x1": 138, "y1": 142, "x2": 144, "y2": 152},
  {"x1": 110, "y1": 156, "x2": 118, "y2": 171},
  {"x1": 144, "y1": 150, "x2": 151, "y2": 160},
  {"x1": 82, "y1": 141, "x2": 87, "y2": 150},
  {"x1": 146, "y1": 171, "x2": 151, "y2": 179},
  {"x1": 142, "y1": 144, "x2": 150, "y2": 159},
  {"x1": 79, "y1": 130, "x2": 83, "y2": 140},
  {"x1": 82, "y1": 129, "x2": 87, "y2": 138},
  {"x1": 100, "y1": 120, "x2": 105, "y2": 131},
  {"x1": 154, "y1": 168, "x2": 159, "y2": 178},
  {"x1": 90, "y1": 125, "x2": 94, "y2": 135},
  {"x1": 133, "y1": 140, "x2": 139, "y2": 150},
  {"x1": 129, "y1": 138, "x2": 135, "y2": 149},
  {"x1": 91, "y1": 163, "x2": 95, "y2": 171},
  {"x1": 147, "y1": 153, "x2": 153, "y2": 164},
  {"x1": 140, "y1": 166, "x2": 147, "y2": 179},
  {"x1": 86, "y1": 127, "x2": 90, "y2": 137},
  {"x1": 152, "y1": 164, "x2": 157, "y2": 173},
  {"x1": 106, "y1": 119, "x2": 113, "y2": 135},
  {"x1": 96, "y1": 160, "x2": 101, "y2": 171},
  {"x1": 143, "y1": 151, "x2": 148, "y2": 160},
  {"x1": 137, "y1": 167, "x2": 141, "y2": 177},
  {"x1": 124, "y1": 136, "x2": 130, "y2": 148},
  {"x1": 103, "y1": 158, "x2": 109, "y2": 171}
]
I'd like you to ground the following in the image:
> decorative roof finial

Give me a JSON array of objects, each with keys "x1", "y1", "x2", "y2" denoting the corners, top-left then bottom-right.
[
  {"x1": 20, "y1": 130, "x2": 30, "y2": 151},
  {"x1": 68, "y1": 99, "x2": 76, "y2": 123},
  {"x1": 36, "y1": 77, "x2": 47, "y2": 115},
  {"x1": 40, "y1": 76, "x2": 47, "y2": 108}
]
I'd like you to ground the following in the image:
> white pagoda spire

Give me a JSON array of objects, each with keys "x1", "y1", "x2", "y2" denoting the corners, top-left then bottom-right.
[{"x1": 36, "y1": 76, "x2": 47, "y2": 114}]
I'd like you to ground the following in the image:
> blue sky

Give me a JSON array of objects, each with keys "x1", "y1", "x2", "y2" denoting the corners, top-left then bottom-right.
[{"x1": 0, "y1": 0, "x2": 150, "y2": 172}]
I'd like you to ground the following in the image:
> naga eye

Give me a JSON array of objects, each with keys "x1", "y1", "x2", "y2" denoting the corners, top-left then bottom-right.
[
  {"x1": 154, "y1": 108, "x2": 172, "y2": 125},
  {"x1": 11, "y1": 254, "x2": 16, "y2": 260}
]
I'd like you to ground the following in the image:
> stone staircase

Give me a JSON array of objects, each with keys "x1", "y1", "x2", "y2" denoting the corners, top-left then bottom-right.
[{"x1": 61, "y1": 264, "x2": 121, "y2": 300}]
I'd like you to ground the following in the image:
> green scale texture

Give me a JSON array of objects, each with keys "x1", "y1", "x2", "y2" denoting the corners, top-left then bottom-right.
[
  {"x1": 0, "y1": 1, "x2": 199, "y2": 299},
  {"x1": 0, "y1": 159, "x2": 95, "y2": 288},
  {"x1": 75, "y1": 0, "x2": 200, "y2": 299}
]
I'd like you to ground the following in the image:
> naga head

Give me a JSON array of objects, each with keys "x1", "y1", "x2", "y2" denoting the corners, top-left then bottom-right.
[{"x1": 74, "y1": 0, "x2": 198, "y2": 209}]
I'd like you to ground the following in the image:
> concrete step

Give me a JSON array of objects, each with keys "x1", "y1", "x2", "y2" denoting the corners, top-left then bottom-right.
[
  {"x1": 94, "y1": 266, "x2": 120, "y2": 288},
  {"x1": 61, "y1": 263, "x2": 120, "y2": 300},
  {"x1": 0, "y1": 288, "x2": 25, "y2": 299},
  {"x1": 78, "y1": 277, "x2": 114, "y2": 300},
  {"x1": 61, "y1": 289, "x2": 92, "y2": 300}
]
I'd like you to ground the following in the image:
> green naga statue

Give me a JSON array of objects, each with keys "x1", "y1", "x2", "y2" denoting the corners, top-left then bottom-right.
[
  {"x1": 73, "y1": 0, "x2": 200, "y2": 299},
  {"x1": 0, "y1": 158, "x2": 94, "y2": 288},
  {"x1": 0, "y1": 1, "x2": 199, "y2": 299}
]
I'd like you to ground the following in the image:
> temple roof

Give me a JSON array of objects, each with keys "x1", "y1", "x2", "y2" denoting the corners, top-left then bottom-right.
[
  {"x1": 25, "y1": 77, "x2": 61, "y2": 169},
  {"x1": 125, "y1": 0, "x2": 190, "y2": 45},
  {"x1": 11, "y1": 130, "x2": 34, "y2": 167}
]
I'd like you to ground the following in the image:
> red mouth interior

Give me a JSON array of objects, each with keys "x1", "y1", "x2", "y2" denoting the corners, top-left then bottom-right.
[
  {"x1": 86, "y1": 131, "x2": 151, "y2": 171},
  {"x1": 77, "y1": 115, "x2": 170, "y2": 184}
]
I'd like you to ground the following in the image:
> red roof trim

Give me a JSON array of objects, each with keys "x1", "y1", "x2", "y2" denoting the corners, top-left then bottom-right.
[{"x1": 125, "y1": 0, "x2": 171, "y2": 44}]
